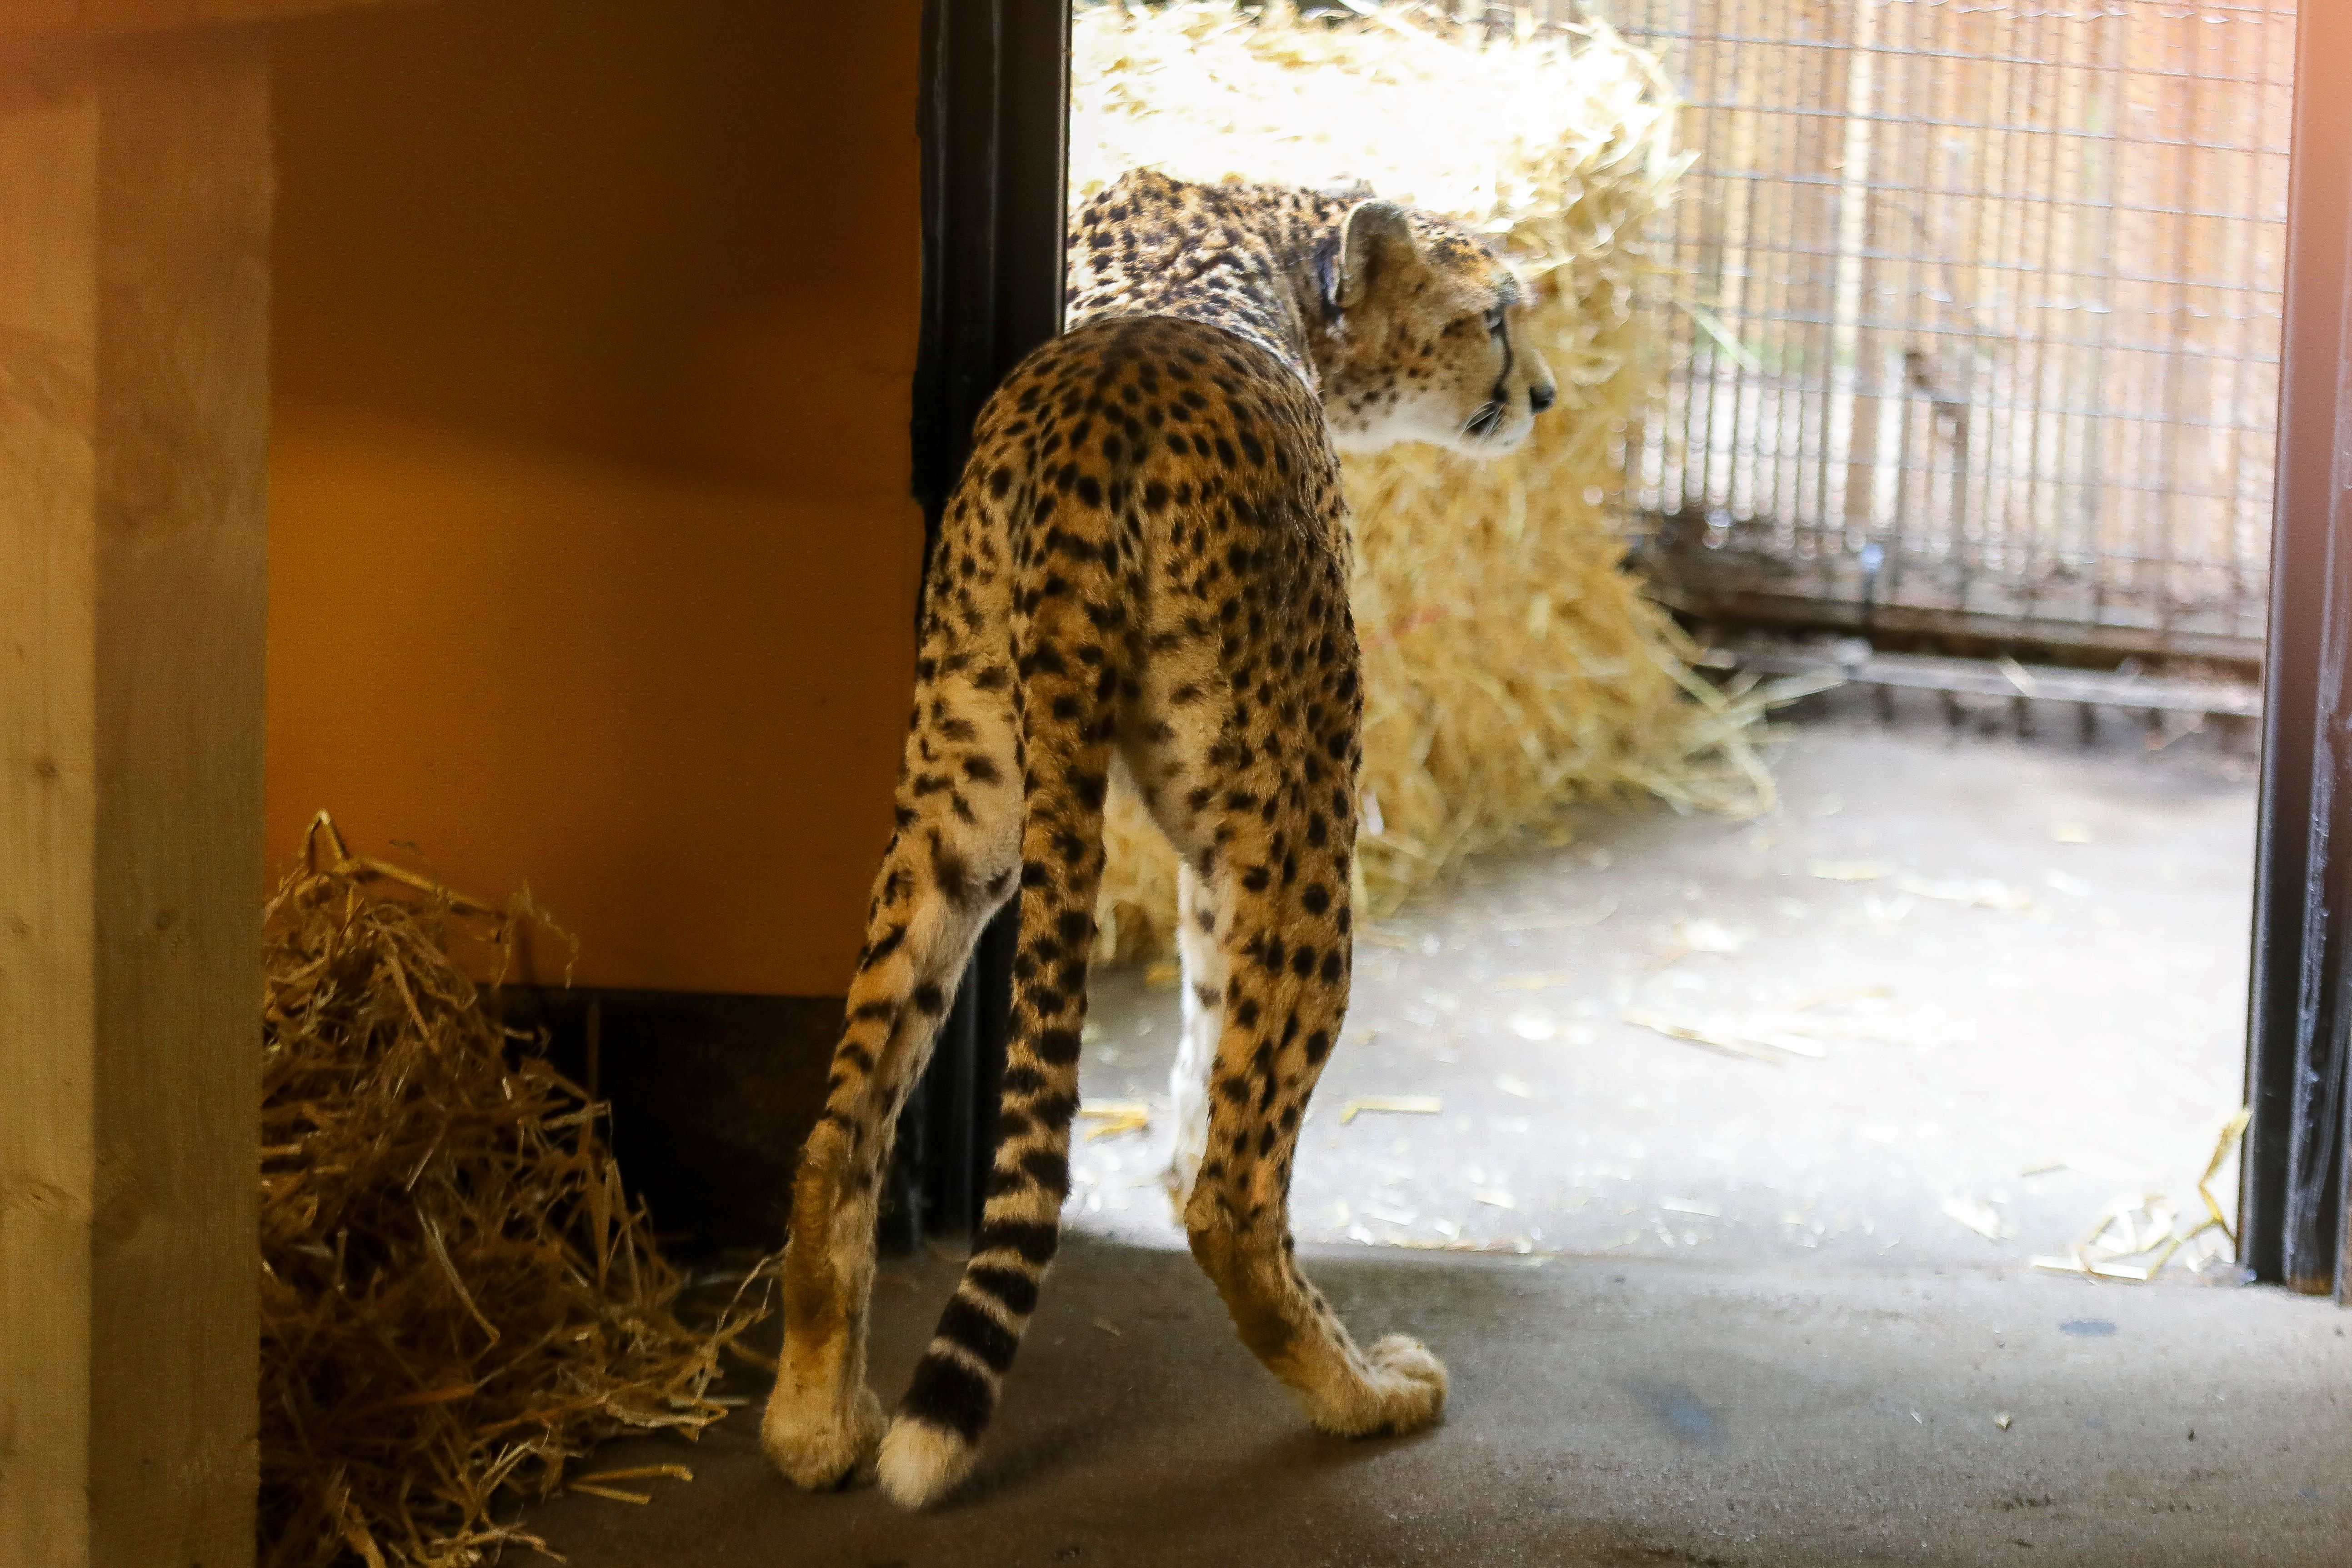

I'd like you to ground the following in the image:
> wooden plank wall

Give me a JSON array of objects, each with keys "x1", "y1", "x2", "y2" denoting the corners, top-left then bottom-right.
[
  {"x1": 264, "y1": 0, "x2": 926, "y2": 997},
  {"x1": 0, "y1": 29, "x2": 268, "y2": 1568}
]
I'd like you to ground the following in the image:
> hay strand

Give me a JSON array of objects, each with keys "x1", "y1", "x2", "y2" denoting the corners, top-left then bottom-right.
[
  {"x1": 1074, "y1": 2, "x2": 1772, "y2": 961},
  {"x1": 260, "y1": 814, "x2": 767, "y2": 1568}
]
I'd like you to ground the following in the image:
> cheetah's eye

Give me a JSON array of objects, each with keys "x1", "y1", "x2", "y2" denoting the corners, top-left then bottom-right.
[{"x1": 1484, "y1": 305, "x2": 1508, "y2": 336}]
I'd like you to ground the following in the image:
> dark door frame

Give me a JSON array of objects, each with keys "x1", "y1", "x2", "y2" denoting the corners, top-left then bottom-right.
[
  {"x1": 2244, "y1": 0, "x2": 2352, "y2": 1301},
  {"x1": 890, "y1": 0, "x2": 2352, "y2": 1290},
  {"x1": 888, "y1": 0, "x2": 1070, "y2": 1247}
]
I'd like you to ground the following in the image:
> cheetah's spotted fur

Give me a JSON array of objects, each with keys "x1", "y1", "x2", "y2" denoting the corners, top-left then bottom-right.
[{"x1": 761, "y1": 169, "x2": 1558, "y2": 1508}]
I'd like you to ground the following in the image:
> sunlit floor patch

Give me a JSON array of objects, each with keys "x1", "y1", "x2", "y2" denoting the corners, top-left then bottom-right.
[{"x1": 1077, "y1": 708, "x2": 2255, "y2": 1275}]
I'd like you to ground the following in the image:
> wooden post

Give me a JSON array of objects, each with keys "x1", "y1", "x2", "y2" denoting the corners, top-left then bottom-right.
[{"x1": 0, "y1": 28, "x2": 268, "y2": 1568}]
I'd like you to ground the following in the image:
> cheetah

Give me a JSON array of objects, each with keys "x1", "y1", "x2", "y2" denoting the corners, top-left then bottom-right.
[{"x1": 761, "y1": 167, "x2": 1558, "y2": 1509}]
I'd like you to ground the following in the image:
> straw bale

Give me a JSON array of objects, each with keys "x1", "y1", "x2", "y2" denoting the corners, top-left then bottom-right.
[
  {"x1": 1074, "y1": 3, "x2": 1772, "y2": 962},
  {"x1": 260, "y1": 815, "x2": 766, "y2": 1568}
]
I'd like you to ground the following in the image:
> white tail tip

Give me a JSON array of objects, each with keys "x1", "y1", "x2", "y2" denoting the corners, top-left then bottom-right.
[{"x1": 875, "y1": 1415, "x2": 979, "y2": 1509}]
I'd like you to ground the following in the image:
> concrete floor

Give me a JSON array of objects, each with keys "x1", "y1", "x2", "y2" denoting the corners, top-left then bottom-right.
[
  {"x1": 524, "y1": 702, "x2": 2338, "y2": 1565},
  {"x1": 530, "y1": 1237, "x2": 2352, "y2": 1566}
]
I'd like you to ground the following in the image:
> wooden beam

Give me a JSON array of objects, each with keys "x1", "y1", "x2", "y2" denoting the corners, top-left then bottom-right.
[
  {"x1": 0, "y1": 28, "x2": 267, "y2": 1567},
  {"x1": 0, "y1": 0, "x2": 418, "y2": 49}
]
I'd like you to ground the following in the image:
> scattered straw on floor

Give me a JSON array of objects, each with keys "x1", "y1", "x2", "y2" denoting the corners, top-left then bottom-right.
[
  {"x1": 261, "y1": 815, "x2": 767, "y2": 1568},
  {"x1": 2028, "y1": 1109, "x2": 2250, "y2": 1284},
  {"x1": 1075, "y1": 2, "x2": 1779, "y2": 962}
]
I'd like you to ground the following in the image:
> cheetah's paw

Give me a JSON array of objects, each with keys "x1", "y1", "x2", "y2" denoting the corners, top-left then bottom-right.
[
  {"x1": 1312, "y1": 1333, "x2": 1449, "y2": 1439},
  {"x1": 761, "y1": 1383, "x2": 886, "y2": 1491}
]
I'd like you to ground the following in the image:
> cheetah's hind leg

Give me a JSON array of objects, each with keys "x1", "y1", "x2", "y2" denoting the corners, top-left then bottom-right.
[
  {"x1": 761, "y1": 722, "x2": 1018, "y2": 1489},
  {"x1": 1180, "y1": 860, "x2": 1447, "y2": 1443},
  {"x1": 1162, "y1": 859, "x2": 1226, "y2": 1215},
  {"x1": 874, "y1": 636, "x2": 1119, "y2": 1508}
]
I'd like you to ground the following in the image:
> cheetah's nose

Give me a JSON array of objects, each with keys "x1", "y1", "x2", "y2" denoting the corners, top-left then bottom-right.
[{"x1": 1528, "y1": 382, "x2": 1557, "y2": 415}]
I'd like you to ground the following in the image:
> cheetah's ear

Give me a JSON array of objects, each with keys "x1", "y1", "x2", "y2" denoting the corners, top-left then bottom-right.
[{"x1": 1337, "y1": 200, "x2": 1418, "y2": 309}]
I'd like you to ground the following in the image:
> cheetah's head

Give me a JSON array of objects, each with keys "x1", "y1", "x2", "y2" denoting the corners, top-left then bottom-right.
[{"x1": 1315, "y1": 200, "x2": 1558, "y2": 458}]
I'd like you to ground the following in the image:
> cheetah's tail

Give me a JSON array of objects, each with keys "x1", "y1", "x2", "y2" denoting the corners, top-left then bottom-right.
[{"x1": 876, "y1": 651, "x2": 1116, "y2": 1508}]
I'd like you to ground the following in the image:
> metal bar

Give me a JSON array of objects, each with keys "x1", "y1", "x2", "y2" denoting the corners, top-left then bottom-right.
[
  {"x1": 1691, "y1": 166, "x2": 2284, "y2": 225},
  {"x1": 1881, "y1": 0, "x2": 1926, "y2": 612},
  {"x1": 1646, "y1": 533, "x2": 2267, "y2": 630},
  {"x1": 1671, "y1": 102, "x2": 2290, "y2": 158},
  {"x1": 2245, "y1": 0, "x2": 2352, "y2": 1298},
  {"x1": 2221, "y1": 3, "x2": 2294, "y2": 644},
  {"x1": 2152, "y1": 7, "x2": 2210, "y2": 642},
  {"x1": 1663, "y1": 529, "x2": 2262, "y2": 600},
  {"x1": 2083, "y1": 9, "x2": 2129, "y2": 633},
  {"x1": 2016, "y1": 3, "x2": 2070, "y2": 626},
  {"x1": 1719, "y1": 646, "x2": 2262, "y2": 719},
  {"x1": 896, "y1": 0, "x2": 1068, "y2": 1248},
  {"x1": 1628, "y1": 29, "x2": 2286, "y2": 86},
  {"x1": 1672, "y1": 464, "x2": 2278, "y2": 505},
  {"x1": 1603, "y1": 0, "x2": 2292, "y2": 663},
  {"x1": 1659, "y1": 582, "x2": 2268, "y2": 666},
  {"x1": 2220, "y1": 9, "x2": 2277, "y2": 639},
  {"x1": 1675, "y1": 243, "x2": 2286, "y2": 321},
  {"x1": 1679, "y1": 314, "x2": 2277, "y2": 368}
]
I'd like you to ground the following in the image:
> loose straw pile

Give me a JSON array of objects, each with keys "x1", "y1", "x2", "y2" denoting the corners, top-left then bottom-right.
[
  {"x1": 260, "y1": 815, "x2": 766, "y2": 1568},
  {"x1": 1074, "y1": 2, "x2": 1774, "y2": 960}
]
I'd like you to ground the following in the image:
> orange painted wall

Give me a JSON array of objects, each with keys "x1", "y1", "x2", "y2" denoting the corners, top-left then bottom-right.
[{"x1": 267, "y1": 0, "x2": 923, "y2": 995}]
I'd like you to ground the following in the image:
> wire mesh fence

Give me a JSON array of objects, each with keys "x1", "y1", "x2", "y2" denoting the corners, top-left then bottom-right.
[{"x1": 1558, "y1": 0, "x2": 2295, "y2": 662}]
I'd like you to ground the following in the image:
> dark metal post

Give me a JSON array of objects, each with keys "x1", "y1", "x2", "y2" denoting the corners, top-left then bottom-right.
[
  {"x1": 2242, "y1": 0, "x2": 2352, "y2": 1298},
  {"x1": 892, "y1": 0, "x2": 1070, "y2": 1248}
]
